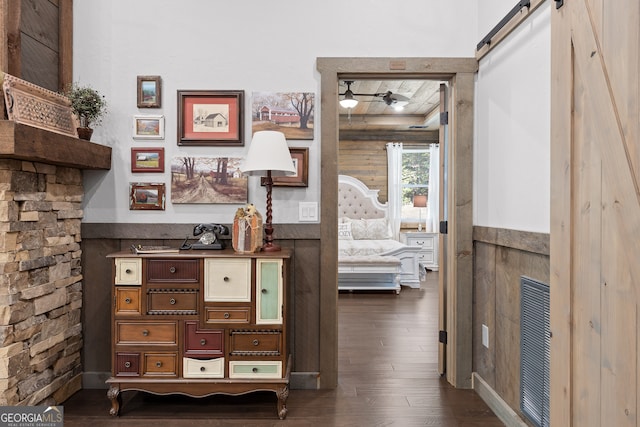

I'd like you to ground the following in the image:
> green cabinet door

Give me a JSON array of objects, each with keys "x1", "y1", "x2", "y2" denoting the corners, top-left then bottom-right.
[{"x1": 256, "y1": 259, "x2": 283, "y2": 324}]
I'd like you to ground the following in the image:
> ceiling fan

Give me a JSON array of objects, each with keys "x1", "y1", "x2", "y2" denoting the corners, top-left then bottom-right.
[{"x1": 339, "y1": 81, "x2": 410, "y2": 110}]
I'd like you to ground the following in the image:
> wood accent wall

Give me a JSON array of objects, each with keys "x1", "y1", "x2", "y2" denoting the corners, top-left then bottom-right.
[
  {"x1": 472, "y1": 226, "x2": 549, "y2": 419},
  {"x1": 338, "y1": 139, "x2": 388, "y2": 202},
  {"x1": 0, "y1": 0, "x2": 72, "y2": 92}
]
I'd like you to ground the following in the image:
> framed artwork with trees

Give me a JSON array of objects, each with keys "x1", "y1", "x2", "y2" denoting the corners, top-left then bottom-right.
[
  {"x1": 170, "y1": 156, "x2": 248, "y2": 204},
  {"x1": 251, "y1": 92, "x2": 314, "y2": 140}
]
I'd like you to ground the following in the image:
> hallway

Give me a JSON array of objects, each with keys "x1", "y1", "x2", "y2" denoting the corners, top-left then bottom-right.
[{"x1": 62, "y1": 272, "x2": 503, "y2": 426}]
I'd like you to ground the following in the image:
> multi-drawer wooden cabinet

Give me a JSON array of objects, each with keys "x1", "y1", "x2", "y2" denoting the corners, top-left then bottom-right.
[
  {"x1": 105, "y1": 249, "x2": 292, "y2": 419},
  {"x1": 400, "y1": 231, "x2": 439, "y2": 271}
]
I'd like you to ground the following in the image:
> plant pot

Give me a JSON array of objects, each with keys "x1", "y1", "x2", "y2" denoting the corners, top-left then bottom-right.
[{"x1": 77, "y1": 127, "x2": 93, "y2": 141}]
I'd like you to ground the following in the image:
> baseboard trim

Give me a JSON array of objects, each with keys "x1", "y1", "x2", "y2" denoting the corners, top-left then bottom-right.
[{"x1": 472, "y1": 372, "x2": 527, "y2": 427}]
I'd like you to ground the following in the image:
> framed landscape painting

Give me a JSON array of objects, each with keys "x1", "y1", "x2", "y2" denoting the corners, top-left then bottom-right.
[
  {"x1": 170, "y1": 156, "x2": 247, "y2": 204},
  {"x1": 177, "y1": 90, "x2": 244, "y2": 146},
  {"x1": 251, "y1": 92, "x2": 314, "y2": 140},
  {"x1": 137, "y1": 75, "x2": 161, "y2": 108},
  {"x1": 133, "y1": 115, "x2": 164, "y2": 139},
  {"x1": 131, "y1": 147, "x2": 164, "y2": 173},
  {"x1": 129, "y1": 182, "x2": 166, "y2": 210}
]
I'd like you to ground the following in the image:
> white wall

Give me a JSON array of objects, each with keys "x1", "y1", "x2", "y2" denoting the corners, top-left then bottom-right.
[
  {"x1": 76, "y1": 0, "x2": 478, "y2": 224},
  {"x1": 474, "y1": 2, "x2": 551, "y2": 233}
]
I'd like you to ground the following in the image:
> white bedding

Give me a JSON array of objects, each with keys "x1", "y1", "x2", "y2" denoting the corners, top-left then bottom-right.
[{"x1": 338, "y1": 239, "x2": 406, "y2": 257}]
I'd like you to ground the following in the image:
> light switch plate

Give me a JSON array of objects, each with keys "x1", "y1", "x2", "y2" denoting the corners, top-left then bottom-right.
[
  {"x1": 298, "y1": 202, "x2": 318, "y2": 222},
  {"x1": 482, "y1": 324, "x2": 489, "y2": 348}
]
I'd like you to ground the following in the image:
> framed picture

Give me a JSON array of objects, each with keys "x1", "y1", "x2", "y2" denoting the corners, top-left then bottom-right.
[
  {"x1": 131, "y1": 147, "x2": 164, "y2": 173},
  {"x1": 262, "y1": 147, "x2": 309, "y2": 187},
  {"x1": 133, "y1": 115, "x2": 164, "y2": 139},
  {"x1": 177, "y1": 90, "x2": 244, "y2": 146},
  {"x1": 170, "y1": 156, "x2": 248, "y2": 204},
  {"x1": 252, "y1": 92, "x2": 314, "y2": 140},
  {"x1": 137, "y1": 75, "x2": 161, "y2": 108},
  {"x1": 129, "y1": 183, "x2": 166, "y2": 210}
]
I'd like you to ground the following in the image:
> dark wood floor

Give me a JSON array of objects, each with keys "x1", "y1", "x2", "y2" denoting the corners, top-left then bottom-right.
[{"x1": 62, "y1": 272, "x2": 503, "y2": 426}]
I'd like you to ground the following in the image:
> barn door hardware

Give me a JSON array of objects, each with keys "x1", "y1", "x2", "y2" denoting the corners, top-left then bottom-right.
[
  {"x1": 555, "y1": 0, "x2": 563, "y2": 9},
  {"x1": 476, "y1": 0, "x2": 531, "y2": 51}
]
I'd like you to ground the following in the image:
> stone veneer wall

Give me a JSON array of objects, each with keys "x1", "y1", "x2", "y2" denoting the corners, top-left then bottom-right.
[{"x1": 0, "y1": 159, "x2": 83, "y2": 405}]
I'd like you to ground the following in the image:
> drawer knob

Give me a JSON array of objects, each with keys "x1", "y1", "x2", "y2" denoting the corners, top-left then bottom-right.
[
  {"x1": 261, "y1": 288, "x2": 267, "y2": 294},
  {"x1": 124, "y1": 361, "x2": 131, "y2": 368},
  {"x1": 252, "y1": 367, "x2": 258, "y2": 373},
  {"x1": 252, "y1": 339, "x2": 259, "y2": 346},
  {"x1": 156, "y1": 361, "x2": 162, "y2": 368},
  {"x1": 124, "y1": 298, "x2": 131, "y2": 304},
  {"x1": 200, "y1": 366, "x2": 206, "y2": 372},
  {"x1": 200, "y1": 339, "x2": 207, "y2": 346},
  {"x1": 224, "y1": 312, "x2": 230, "y2": 319},
  {"x1": 142, "y1": 329, "x2": 149, "y2": 336},
  {"x1": 125, "y1": 269, "x2": 132, "y2": 274},
  {"x1": 169, "y1": 298, "x2": 176, "y2": 305},
  {"x1": 223, "y1": 276, "x2": 229, "y2": 282},
  {"x1": 169, "y1": 266, "x2": 176, "y2": 274}
]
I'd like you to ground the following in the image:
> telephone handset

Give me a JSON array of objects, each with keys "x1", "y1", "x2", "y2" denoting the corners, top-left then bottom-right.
[{"x1": 181, "y1": 223, "x2": 229, "y2": 250}]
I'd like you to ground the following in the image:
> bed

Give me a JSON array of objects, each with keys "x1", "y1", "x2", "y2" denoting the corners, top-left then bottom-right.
[{"x1": 338, "y1": 175, "x2": 421, "y2": 293}]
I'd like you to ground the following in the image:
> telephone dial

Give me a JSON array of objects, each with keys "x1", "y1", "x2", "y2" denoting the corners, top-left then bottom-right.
[{"x1": 180, "y1": 223, "x2": 229, "y2": 250}]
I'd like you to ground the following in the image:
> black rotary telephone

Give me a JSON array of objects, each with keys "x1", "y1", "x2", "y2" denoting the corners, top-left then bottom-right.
[{"x1": 180, "y1": 223, "x2": 229, "y2": 250}]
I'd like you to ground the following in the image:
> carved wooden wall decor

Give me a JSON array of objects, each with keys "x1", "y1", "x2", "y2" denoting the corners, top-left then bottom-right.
[{"x1": 1, "y1": 72, "x2": 78, "y2": 138}]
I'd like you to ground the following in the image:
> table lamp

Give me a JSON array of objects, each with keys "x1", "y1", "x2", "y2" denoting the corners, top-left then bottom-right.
[
  {"x1": 241, "y1": 131, "x2": 296, "y2": 251},
  {"x1": 413, "y1": 194, "x2": 427, "y2": 231}
]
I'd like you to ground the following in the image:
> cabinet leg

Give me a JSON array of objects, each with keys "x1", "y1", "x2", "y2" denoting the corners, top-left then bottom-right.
[
  {"x1": 276, "y1": 384, "x2": 289, "y2": 420},
  {"x1": 107, "y1": 385, "x2": 121, "y2": 416}
]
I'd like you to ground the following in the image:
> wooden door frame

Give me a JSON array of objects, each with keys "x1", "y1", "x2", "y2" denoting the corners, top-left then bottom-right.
[{"x1": 316, "y1": 57, "x2": 477, "y2": 388}]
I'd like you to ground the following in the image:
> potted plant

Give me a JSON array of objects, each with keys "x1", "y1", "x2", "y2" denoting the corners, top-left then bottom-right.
[{"x1": 63, "y1": 82, "x2": 107, "y2": 140}]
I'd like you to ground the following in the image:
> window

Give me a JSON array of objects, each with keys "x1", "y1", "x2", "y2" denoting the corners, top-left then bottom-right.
[{"x1": 401, "y1": 149, "x2": 430, "y2": 224}]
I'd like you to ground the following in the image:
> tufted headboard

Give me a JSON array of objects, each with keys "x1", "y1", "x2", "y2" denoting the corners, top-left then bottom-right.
[{"x1": 338, "y1": 175, "x2": 387, "y2": 220}]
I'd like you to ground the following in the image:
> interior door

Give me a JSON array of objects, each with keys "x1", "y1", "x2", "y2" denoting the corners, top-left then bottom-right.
[
  {"x1": 550, "y1": 2, "x2": 640, "y2": 426},
  {"x1": 437, "y1": 83, "x2": 448, "y2": 376}
]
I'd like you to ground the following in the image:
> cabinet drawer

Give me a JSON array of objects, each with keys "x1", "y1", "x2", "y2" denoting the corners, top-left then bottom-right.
[
  {"x1": 183, "y1": 357, "x2": 224, "y2": 378},
  {"x1": 255, "y1": 259, "x2": 283, "y2": 325},
  {"x1": 115, "y1": 258, "x2": 142, "y2": 285},
  {"x1": 418, "y1": 251, "x2": 435, "y2": 265},
  {"x1": 230, "y1": 330, "x2": 282, "y2": 356},
  {"x1": 116, "y1": 321, "x2": 178, "y2": 345},
  {"x1": 143, "y1": 352, "x2": 177, "y2": 377},
  {"x1": 146, "y1": 259, "x2": 200, "y2": 284},
  {"x1": 204, "y1": 258, "x2": 251, "y2": 302},
  {"x1": 115, "y1": 287, "x2": 142, "y2": 315},
  {"x1": 184, "y1": 321, "x2": 223, "y2": 358},
  {"x1": 229, "y1": 361, "x2": 282, "y2": 379},
  {"x1": 115, "y1": 352, "x2": 140, "y2": 377},
  {"x1": 203, "y1": 306, "x2": 250, "y2": 325},
  {"x1": 147, "y1": 289, "x2": 198, "y2": 315},
  {"x1": 406, "y1": 235, "x2": 435, "y2": 250}
]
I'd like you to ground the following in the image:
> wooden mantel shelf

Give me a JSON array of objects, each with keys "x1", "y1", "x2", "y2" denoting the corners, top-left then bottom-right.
[{"x1": 0, "y1": 120, "x2": 111, "y2": 170}]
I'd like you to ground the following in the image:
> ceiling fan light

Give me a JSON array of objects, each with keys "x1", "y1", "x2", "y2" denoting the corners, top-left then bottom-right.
[{"x1": 340, "y1": 91, "x2": 358, "y2": 109}]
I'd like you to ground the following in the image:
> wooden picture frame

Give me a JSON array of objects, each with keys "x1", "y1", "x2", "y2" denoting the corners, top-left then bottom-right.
[
  {"x1": 131, "y1": 147, "x2": 164, "y2": 173},
  {"x1": 177, "y1": 90, "x2": 244, "y2": 146},
  {"x1": 133, "y1": 115, "x2": 164, "y2": 139},
  {"x1": 262, "y1": 147, "x2": 309, "y2": 187},
  {"x1": 137, "y1": 75, "x2": 161, "y2": 108},
  {"x1": 129, "y1": 182, "x2": 166, "y2": 210}
]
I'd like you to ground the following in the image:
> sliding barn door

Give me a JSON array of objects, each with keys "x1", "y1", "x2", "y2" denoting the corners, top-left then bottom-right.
[{"x1": 551, "y1": 2, "x2": 640, "y2": 426}]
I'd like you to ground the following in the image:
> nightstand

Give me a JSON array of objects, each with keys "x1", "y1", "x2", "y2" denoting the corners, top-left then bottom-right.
[{"x1": 400, "y1": 231, "x2": 439, "y2": 271}]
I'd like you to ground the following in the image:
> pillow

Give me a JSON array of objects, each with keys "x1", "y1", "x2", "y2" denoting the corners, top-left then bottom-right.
[
  {"x1": 338, "y1": 222, "x2": 353, "y2": 240},
  {"x1": 343, "y1": 218, "x2": 367, "y2": 239},
  {"x1": 363, "y1": 218, "x2": 392, "y2": 239}
]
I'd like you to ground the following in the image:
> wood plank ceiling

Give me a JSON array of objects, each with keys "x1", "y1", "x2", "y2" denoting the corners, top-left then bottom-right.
[{"x1": 338, "y1": 79, "x2": 441, "y2": 141}]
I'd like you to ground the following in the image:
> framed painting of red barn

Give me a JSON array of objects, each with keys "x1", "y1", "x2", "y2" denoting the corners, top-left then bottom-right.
[
  {"x1": 178, "y1": 90, "x2": 244, "y2": 146},
  {"x1": 251, "y1": 92, "x2": 314, "y2": 140}
]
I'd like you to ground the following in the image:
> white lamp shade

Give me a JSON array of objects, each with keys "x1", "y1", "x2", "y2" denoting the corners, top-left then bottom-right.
[
  {"x1": 340, "y1": 97, "x2": 358, "y2": 109},
  {"x1": 241, "y1": 131, "x2": 296, "y2": 177}
]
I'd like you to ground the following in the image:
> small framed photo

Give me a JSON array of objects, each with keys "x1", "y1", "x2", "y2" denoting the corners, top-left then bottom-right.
[
  {"x1": 262, "y1": 147, "x2": 309, "y2": 187},
  {"x1": 133, "y1": 115, "x2": 164, "y2": 139},
  {"x1": 129, "y1": 182, "x2": 166, "y2": 210},
  {"x1": 177, "y1": 90, "x2": 244, "y2": 146},
  {"x1": 131, "y1": 147, "x2": 164, "y2": 173},
  {"x1": 137, "y1": 75, "x2": 161, "y2": 108}
]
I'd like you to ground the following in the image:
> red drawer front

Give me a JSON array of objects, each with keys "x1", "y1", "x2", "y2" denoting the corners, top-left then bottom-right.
[
  {"x1": 184, "y1": 321, "x2": 224, "y2": 358},
  {"x1": 146, "y1": 259, "x2": 200, "y2": 283},
  {"x1": 115, "y1": 352, "x2": 140, "y2": 377}
]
